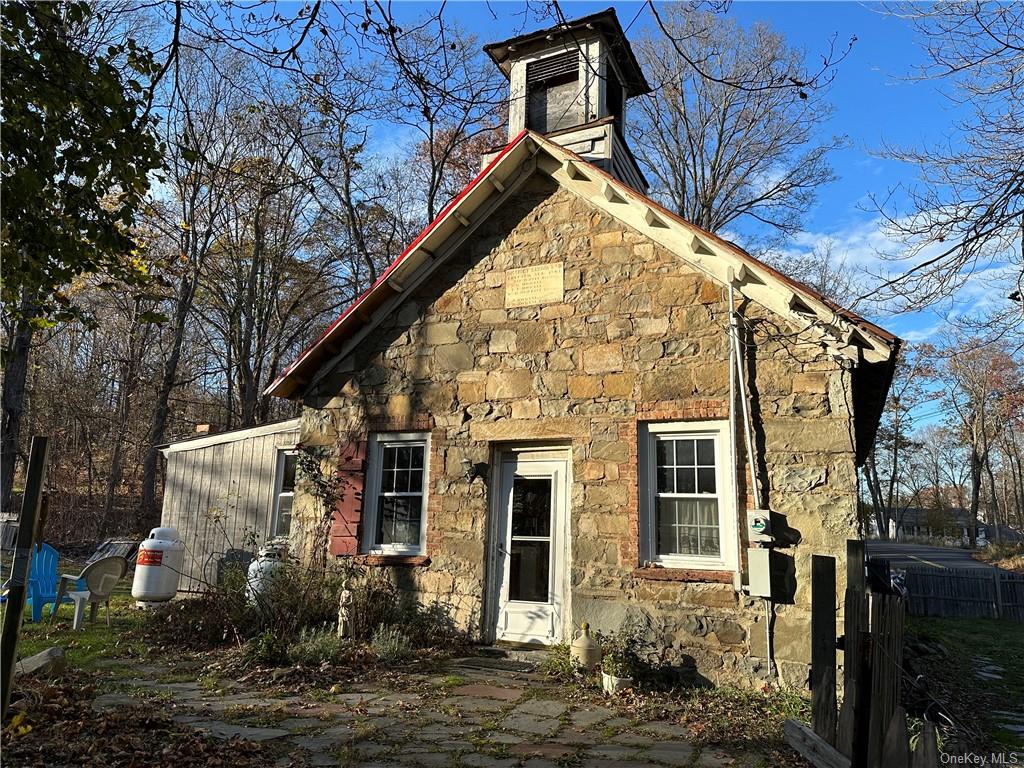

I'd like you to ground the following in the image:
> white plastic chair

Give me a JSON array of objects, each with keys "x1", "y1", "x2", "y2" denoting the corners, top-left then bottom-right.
[{"x1": 64, "y1": 556, "x2": 126, "y2": 630}]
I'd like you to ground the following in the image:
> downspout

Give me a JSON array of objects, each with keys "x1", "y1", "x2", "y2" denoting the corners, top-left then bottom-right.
[
  {"x1": 727, "y1": 277, "x2": 743, "y2": 590},
  {"x1": 729, "y1": 282, "x2": 763, "y2": 511},
  {"x1": 729, "y1": 276, "x2": 776, "y2": 681}
]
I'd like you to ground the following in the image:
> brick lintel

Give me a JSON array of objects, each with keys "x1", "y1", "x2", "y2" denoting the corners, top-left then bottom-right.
[{"x1": 633, "y1": 567, "x2": 734, "y2": 584}]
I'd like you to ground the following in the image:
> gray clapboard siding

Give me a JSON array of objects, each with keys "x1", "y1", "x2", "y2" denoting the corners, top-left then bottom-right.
[{"x1": 159, "y1": 419, "x2": 300, "y2": 592}]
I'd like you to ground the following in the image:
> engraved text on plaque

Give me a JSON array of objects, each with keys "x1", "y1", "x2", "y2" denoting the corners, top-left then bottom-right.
[{"x1": 504, "y1": 263, "x2": 564, "y2": 308}]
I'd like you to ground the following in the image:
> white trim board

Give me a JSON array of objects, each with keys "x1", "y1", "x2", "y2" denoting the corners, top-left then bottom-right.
[{"x1": 160, "y1": 419, "x2": 301, "y2": 455}]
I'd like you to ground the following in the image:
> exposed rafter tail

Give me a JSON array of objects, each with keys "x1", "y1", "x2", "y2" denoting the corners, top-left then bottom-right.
[
  {"x1": 563, "y1": 159, "x2": 589, "y2": 182},
  {"x1": 601, "y1": 181, "x2": 626, "y2": 203},
  {"x1": 643, "y1": 207, "x2": 668, "y2": 228},
  {"x1": 690, "y1": 234, "x2": 715, "y2": 256},
  {"x1": 788, "y1": 293, "x2": 817, "y2": 316}
]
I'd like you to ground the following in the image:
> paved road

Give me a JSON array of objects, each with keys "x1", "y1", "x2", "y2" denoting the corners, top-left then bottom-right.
[{"x1": 865, "y1": 540, "x2": 998, "y2": 570}]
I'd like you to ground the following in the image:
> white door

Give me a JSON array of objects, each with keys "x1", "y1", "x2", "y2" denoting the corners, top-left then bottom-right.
[{"x1": 492, "y1": 455, "x2": 568, "y2": 645}]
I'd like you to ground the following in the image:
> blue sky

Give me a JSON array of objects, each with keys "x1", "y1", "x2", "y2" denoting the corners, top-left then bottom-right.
[{"x1": 375, "y1": 1, "x2": 989, "y2": 345}]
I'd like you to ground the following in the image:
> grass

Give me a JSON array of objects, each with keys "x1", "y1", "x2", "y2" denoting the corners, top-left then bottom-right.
[
  {"x1": 906, "y1": 615, "x2": 1024, "y2": 749},
  {"x1": 634, "y1": 683, "x2": 809, "y2": 748},
  {"x1": 973, "y1": 541, "x2": 1024, "y2": 573},
  {"x1": 4, "y1": 586, "x2": 151, "y2": 670},
  {"x1": 221, "y1": 703, "x2": 292, "y2": 727}
]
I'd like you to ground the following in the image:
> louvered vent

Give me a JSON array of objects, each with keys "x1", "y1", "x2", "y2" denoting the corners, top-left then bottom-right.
[{"x1": 526, "y1": 50, "x2": 578, "y2": 85}]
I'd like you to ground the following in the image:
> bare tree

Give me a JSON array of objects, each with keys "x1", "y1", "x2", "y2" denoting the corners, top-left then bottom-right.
[
  {"x1": 138, "y1": 47, "x2": 254, "y2": 522},
  {"x1": 871, "y1": 3, "x2": 1023, "y2": 337},
  {"x1": 934, "y1": 337, "x2": 1023, "y2": 545},
  {"x1": 915, "y1": 424, "x2": 970, "y2": 514},
  {"x1": 864, "y1": 345, "x2": 936, "y2": 539},
  {"x1": 367, "y1": 9, "x2": 505, "y2": 221},
  {"x1": 771, "y1": 239, "x2": 860, "y2": 306},
  {"x1": 195, "y1": 96, "x2": 343, "y2": 427},
  {"x1": 629, "y1": 7, "x2": 843, "y2": 250}
]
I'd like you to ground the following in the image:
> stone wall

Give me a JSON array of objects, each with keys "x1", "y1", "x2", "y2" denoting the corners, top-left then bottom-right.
[{"x1": 293, "y1": 174, "x2": 858, "y2": 687}]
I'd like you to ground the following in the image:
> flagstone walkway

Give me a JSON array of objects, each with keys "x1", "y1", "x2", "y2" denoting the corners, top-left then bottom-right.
[{"x1": 91, "y1": 657, "x2": 771, "y2": 768}]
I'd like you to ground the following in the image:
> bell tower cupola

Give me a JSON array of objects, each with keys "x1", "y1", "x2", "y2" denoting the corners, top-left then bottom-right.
[{"x1": 483, "y1": 8, "x2": 651, "y2": 191}]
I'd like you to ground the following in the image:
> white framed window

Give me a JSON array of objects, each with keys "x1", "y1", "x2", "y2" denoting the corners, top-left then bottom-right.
[
  {"x1": 272, "y1": 450, "x2": 298, "y2": 538},
  {"x1": 362, "y1": 432, "x2": 430, "y2": 555},
  {"x1": 639, "y1": 421, "x2": 737, "y2": 572}
]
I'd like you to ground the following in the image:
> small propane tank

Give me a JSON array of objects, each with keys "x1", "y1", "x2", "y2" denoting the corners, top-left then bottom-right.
[
  {"x1": 570, "y1": 622, "x2": 603, "y2": 669},
  {"x1": 132, "y1": 526, "x2": 184, "y2": 606},
  {"x1": 246, "y1": 540, "x2": 287, "y2": 605}
]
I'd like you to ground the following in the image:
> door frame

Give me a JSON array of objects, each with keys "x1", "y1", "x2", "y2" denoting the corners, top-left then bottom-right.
[{"x1": 484, "y1": 443, "x2": 572, "y2": 645}]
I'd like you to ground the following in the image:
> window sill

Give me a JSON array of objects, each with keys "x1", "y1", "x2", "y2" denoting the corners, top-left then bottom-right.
[
  {"x1": 633, "y1": 567, "x2": 734, "y2": 584},
  {"x1": 352, "y1": 554, "x2": 431, "y2": 567}
]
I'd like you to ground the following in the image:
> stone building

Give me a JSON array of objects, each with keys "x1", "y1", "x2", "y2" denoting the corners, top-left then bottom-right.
[{"x1": 267, "y1": 10, "x2": 899, "y2": 686}]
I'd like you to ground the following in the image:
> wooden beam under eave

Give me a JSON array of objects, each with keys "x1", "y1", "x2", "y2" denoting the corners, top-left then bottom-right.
[
  {"x1": 788, "y1": 293, "x2": 817, "y2": 316},
  {"x1": 601, "y1": 181, "x2": 625, "y2": 203},
  {"x1": 734, "y1": 263, "x2": 763, "y2": 285},
  {"x1": 643, "y1": 207, "x2": 668, "y2": 228},
  {"x1": 489, "y1": 176, "x2": 506, "y2": 192},
  {"x1": 454, "y1": 212, "x2": 471, "y2": 227},
  {"x1": 691, "y1": 234, "x2": 715, "y2": 256},
  {"x1": 563, "y1": 159, "x2": 588, "y2": 182}
]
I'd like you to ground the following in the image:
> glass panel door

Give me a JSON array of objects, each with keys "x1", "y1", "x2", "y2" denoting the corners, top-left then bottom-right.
[
  {"x1": 508, "y1": 476, "x2": 552, "y2": 603},
  {"x1": 492, "y1": 454, "x2": 567, "y2": 646}
]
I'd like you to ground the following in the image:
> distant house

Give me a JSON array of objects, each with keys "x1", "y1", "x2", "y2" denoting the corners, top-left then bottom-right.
[
  {"x1": 263, "y1": 10, "x2": 900, "y2": 686},
  {"x1": 158, "y1": 419, "x2": 299, "y2": 591},
  {"x1": 883, "y1": 506, "x2": 1024, "y2": 544}
]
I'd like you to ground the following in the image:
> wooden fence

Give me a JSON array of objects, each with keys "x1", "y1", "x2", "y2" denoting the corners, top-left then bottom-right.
[
  {"x1": 786, "y1": 541, "x2": 941, "y2": 768},
  {"x1": 904, "y1": 566, "x2": 1024, "y2": 622}
]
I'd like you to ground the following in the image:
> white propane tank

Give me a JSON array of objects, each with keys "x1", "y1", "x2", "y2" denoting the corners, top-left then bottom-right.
[
  {"x1": 246, "y1": 540, "x2": 287, "y2": 605},
  {"x1": 132, "y1": 526, "x2": 184, "y2": 606}
]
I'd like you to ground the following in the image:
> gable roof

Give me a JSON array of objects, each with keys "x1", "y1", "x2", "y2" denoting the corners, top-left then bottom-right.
[
  {"x1": 158, "y1": 418, "x2": 300, "y2": 455},
  {"x1": 266, "y1": 130, "x2": 899, "y2": 401}
]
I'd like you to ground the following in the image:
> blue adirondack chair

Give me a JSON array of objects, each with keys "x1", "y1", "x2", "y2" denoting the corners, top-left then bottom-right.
[{"x1": 0, "y1": 543, "x2": 77, "y2": 622}]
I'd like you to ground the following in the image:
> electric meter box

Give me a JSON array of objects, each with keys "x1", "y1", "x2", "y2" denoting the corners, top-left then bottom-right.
[
  {"x1": 746, "y1": 508, "x2": 773, "y2": 543},
  {"x1": 747, "y1": 547, "x2": 783, "y2": 598}
]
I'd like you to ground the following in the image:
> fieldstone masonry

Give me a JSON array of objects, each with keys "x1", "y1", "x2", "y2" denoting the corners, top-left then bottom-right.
[{"x1": 294, "y1": 175, "x2": 858, "y2": 687}]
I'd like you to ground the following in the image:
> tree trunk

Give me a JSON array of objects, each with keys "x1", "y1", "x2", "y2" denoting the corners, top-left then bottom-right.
[
  {"x1": 865, "y1": 451, "x2": 889, "y2": 540},
  {"x1": 968, "y1": 448, "x2": 983, "y2": 547},
  {"x1": 984, "y1": 454, "x2": 1001, "y2": 542},
  {"x1": 139, "y1": 274, "x2": 195, "y2": 527},
  {"x1": 1, "y1": 304, "x2": 36, "y2": 516}
]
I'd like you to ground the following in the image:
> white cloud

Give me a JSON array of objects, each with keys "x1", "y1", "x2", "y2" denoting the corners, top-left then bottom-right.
[{"x1": 770, "y1": 215, "x2": 1020, "y2": 342}]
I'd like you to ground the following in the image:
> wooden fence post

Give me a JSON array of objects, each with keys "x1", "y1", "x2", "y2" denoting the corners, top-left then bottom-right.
[
  {"x1": 850, "y1": 629, "x2": 873, "y2": 768},
  {"x1": 812, "y1": 555, "x2": 838, "y2": 746},
  {"x1": 993, "y1": 570, "x2": 1003, "y2": 619},
  {"x1": 838, "y1": 540, "x2": 868, "y2": 759},
  {"x1": 911, "y1": 721, "x2": 939, "y2": 768},
  {"x1": 847, "y1": 540, "x2": 865, "y2": 593},
  {"x1": 0, "y1": 436, "x2": 50, "y2": 721},
  {"x1": 867, "y1": 594, "x2": 905, "y2": 768}
]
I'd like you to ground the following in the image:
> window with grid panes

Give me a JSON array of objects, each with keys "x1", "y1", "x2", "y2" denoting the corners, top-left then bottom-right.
[
  {"x1": 272, "y1": 451, "x2": 297, "y2": 537},
  {"x1": 654, "y1": 435, "x2": 720, "y2": 557},
  {"x1": 640, "y1": 422, "x2": 736, "y2": 571},
  {"x1": 364, "y1": 433, "x2": 429, "y2": 554}
]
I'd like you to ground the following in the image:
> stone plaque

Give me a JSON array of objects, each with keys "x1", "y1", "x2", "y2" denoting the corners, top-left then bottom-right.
[{"x1": 504, "y1": 263, "x2": 564, "y2": 308}]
